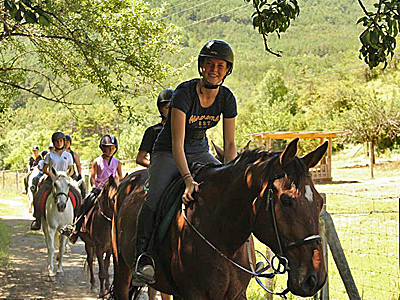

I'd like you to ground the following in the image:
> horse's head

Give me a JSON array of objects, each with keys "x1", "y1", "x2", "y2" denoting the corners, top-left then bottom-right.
[
  {"x1": 249, "y1": 139, "x2": 327, "y2": 297},
  {"x1": 50, "y1": 167, "x2": 71, "y2": 212},
  {"x1": 98, "y1": 175, "x2": 119, "y2": 218}
]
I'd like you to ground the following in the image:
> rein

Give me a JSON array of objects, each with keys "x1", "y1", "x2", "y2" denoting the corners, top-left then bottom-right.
[{"x1": 182, "y1": 172, "x2": 321, "y2": 299}]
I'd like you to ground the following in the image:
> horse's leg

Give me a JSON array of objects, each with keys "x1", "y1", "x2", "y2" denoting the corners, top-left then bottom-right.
[
  {"x1": 56, "y1": 232, "x2": 67, "y2": 276},
  {"x1": 113, "y1": 255, "x2": 132, "y2": 300},
  {"x1": 85, "y1": 243, "x2": 96, "y2": 290},
  {"x1": 96, "y1": 248, "x2": 106, "y2": 298},
  {"x1": 46, "y1": 225, "x2": 56, "y2": 278},
  {"x1": 104, "y1": 248, "x2": 112, "y2": 292}
]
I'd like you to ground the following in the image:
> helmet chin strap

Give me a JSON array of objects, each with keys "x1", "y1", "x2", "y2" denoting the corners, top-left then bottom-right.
[{"x1": 200, "y1": 77, "x2": 226, "y2": 94}]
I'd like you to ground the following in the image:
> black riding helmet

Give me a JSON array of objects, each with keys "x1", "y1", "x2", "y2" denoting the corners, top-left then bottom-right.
[
  {"x1": 157, "y1": 88, "x2": 173, "y2": 118},
  {"x1": 32, "y1": 145, "x2": 39, "y2": 151},
  {"x1": 198, "y1": 39, "x2": 234, "y2": 86},
  {"x1": 65, "y1": 134, "x2": 72, "y2": 144},
  {"x1": 41, "y1": 150, "x2": 48, "y2": 158},
  {"x1": 51, "y1": 131, "x2": 65, "y2": 150},
  {"x1": 99, "y1": 134, "x2": 118, "y2": 153}
]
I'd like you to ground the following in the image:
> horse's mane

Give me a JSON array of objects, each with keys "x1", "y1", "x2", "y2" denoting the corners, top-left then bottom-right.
[{"x1": 202, "y1": 149, "x2": 307, "y2": 187}]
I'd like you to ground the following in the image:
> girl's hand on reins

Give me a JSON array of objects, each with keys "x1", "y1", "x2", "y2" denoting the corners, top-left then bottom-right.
[{"x1": 182, "y1": 176, "x2": 200, "y2": 204}]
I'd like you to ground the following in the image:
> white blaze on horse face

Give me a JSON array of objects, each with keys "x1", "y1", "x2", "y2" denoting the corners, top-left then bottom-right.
[{"x1": 305, "y1": 185, "x2": 313, "y2": 202}]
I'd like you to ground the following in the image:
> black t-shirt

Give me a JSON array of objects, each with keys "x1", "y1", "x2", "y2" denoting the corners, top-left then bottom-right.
[
  {"x1": 139, "y1": 123, "x2": 164, "y2": 155},
  {"x1": 154, "y1": 79, "x2": 237, "y2": 154}
]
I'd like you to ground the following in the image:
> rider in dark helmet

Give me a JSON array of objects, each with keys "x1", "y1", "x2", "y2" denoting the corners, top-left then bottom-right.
[
  {"x1": 133, "y1": 40, "x2": 237, "y2": 285},
  {"x1": 197, "y1": 39, "x2": 234, "y2": 89},
  {"x1": 62, "y1": 134, "x2": 123, "y2": 243},
  {"x1": 30, "y1": 150, "x2": 48, "y2": 194},
  {"x1": 31, "y1": 132, "x2": 75, "y2": 230},
  {"x1": 23, "y1": 145, "x2": 42, "y2": 194},
  {"x1": 136, "y1": 89, "x2": 173, "y2": 168}
]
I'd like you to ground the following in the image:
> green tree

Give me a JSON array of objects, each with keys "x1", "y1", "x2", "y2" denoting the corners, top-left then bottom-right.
[
  {"x1": 1, "y1": 0, "x2": 180, "y2": 117},
  {"x1": 340, "y1": 90, "x2": 400, "y2": 147},
  {"x1": 237, "y1": 69, "x2": 298, "y2": 136},
  {"x1": 247, "y1": 0, "x2": 400, "y2": 69}
]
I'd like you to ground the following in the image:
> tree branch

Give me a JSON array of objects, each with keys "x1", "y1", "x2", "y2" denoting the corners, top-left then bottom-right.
[{"x1": 0, "y1": 79, "x2": 92, "y2": 106}]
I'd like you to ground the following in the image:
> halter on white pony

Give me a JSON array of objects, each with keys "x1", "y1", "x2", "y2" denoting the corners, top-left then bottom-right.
[{"x1": 42, "y1": 167, "x2": 76, "y2": 280}]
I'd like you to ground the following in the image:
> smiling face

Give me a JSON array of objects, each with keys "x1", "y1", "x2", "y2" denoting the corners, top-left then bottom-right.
[
  {"x1": 102, "y1": 145, "x2": 115, "y2": 157},
  {"x1": 54, "y1": 138, "x2": 64, "y2": 150},
  {"x1": 201, "y1": 57, "x2": 230, "y2": 85}
]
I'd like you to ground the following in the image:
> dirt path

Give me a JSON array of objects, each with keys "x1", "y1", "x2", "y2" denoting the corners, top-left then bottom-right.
[{"x1": 0, "y1": 217, "x2": 103, "y2": 300}]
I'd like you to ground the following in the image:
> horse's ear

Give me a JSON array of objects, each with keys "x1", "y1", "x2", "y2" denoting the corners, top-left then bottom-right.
[
  {"x1": 211, "y1": 140, "x2": 224, "y2": 162},
  {"x1": 280, "y1": 138, "x2": 299, "y2": 167},
  {"x1": 242, "y1": 140, "x2": 251, "y2": 151},
  {"x1": 109, "y1": 175, "x2": 115, "y2": 186},
  {"x1": 51, "y1": 167, "x2": 58, "y2": 177},
  {"x1": 301, "y1": 141, "x2": 328, "y2": 169}
]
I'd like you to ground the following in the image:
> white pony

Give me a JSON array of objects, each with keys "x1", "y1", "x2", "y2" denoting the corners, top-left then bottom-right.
[
  {"x1": 41, "y1": 168, "x2": 79, "y2": 280},
  {"x1": 26, "y1": 166, "x2": 40, "y2": 213}
]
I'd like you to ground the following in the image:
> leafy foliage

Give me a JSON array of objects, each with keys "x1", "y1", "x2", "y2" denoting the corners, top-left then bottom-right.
[
  {"x1": 1, "y1": 0, "x2": 180, "y2": 115},
  {"x1": 358, "y1": 0, "x2": 400, "y2": 68}
]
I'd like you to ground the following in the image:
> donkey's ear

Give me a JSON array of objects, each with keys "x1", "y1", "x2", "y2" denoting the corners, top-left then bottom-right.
[
  {"x1": 211, "y1": 140, "x2": 224, "y2": 163},
  {"x1": 280, "y1": 138, "x2": 299, "y2": 167},
  {"x1": 301, "y1": 141, "x2": 328, "y2": 169}
]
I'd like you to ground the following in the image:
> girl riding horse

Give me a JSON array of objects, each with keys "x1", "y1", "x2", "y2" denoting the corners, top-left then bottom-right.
[{"x1": 134, "y1": 39, "x2": 237, "y2": 285}]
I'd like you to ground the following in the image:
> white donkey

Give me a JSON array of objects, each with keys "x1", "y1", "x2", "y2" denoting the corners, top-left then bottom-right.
[{"x1": 41, "y1": 167, "x2": 78, "y2": 280}]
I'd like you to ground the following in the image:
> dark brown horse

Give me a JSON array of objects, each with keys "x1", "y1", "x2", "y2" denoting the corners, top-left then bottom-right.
[
  {"x1": 80, "y1": 175, "x2": 118, "y2": 298},
  {"x1": 112, "y1": 139, "x2": 327, "y2": 299}
]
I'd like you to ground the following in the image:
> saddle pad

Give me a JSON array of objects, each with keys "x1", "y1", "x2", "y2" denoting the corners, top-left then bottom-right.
[{"x1": 39, "y1": 187, "x2": 79, "y2": 217}]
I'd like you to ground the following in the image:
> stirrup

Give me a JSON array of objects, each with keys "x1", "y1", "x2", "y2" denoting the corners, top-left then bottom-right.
[{"x1": 134, "y1": 253, "x2": 156, "y2": 285}]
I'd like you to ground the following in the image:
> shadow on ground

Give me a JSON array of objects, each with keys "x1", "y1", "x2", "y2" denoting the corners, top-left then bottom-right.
[{"x1": 0, "y1": 218, "x2": 104, "y2": 300}]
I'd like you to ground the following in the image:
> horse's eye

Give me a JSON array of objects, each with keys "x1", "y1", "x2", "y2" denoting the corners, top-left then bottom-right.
[{"x1": 280, "y1": 194, "x2": 294, "y2": 207}]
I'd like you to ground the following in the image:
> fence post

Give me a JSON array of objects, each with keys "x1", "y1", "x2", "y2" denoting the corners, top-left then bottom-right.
[
  {"x1": 319, "y1": 193, "x2": 329, "y2": 300},
  {"x1": 16, "y1": 170, "x2": 19, "y2": 193},
  {"x1": 321, "y1": 209, "x2": 361, "y2": 300}
]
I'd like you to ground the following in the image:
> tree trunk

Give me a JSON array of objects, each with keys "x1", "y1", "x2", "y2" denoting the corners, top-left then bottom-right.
[{"x1": 369, "y1": 141, "x2": 374, "y2": 179}]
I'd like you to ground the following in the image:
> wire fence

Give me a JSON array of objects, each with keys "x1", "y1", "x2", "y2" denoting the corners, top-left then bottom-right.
[{"x1": 246, "y1": 191, "x2": 399, "y2": 300}]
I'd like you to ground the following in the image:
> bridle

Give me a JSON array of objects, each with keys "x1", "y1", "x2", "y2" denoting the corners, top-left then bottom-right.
[{"x1": 182, "y1": 172, "x2": 321, "y2": 299}]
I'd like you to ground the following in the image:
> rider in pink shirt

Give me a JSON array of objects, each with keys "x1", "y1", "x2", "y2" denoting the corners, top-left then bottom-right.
[{"x1": 62, "y1": 134, "x2": 122, "y2": 243}]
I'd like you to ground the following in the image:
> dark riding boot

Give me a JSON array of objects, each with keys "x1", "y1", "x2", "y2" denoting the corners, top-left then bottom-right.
[
  {"x1": 134, "y1": 204, "x2": 156, "y2": 285},
  {"x1": 31, "y1": 194, "x2": 41, "y2": 230}
]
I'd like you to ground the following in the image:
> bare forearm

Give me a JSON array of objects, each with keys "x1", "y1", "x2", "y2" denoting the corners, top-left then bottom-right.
[
  {"x1": 172, "y1": 145, "x2": 190, "y2": 177},
  {"x1": 224, "y1": 142, "x2": 237, "y2": 162}
]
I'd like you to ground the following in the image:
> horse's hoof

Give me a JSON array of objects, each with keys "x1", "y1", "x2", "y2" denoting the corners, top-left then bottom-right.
[
  {"x1": 90, "y1": 283, "x2": 97, "y2": 290},
  {"x1": 46, "y1": 276, "x2": 56, "y2": 282},
  {"x1": 56, "y1": 271, "x2": 64, "y2": 277}
]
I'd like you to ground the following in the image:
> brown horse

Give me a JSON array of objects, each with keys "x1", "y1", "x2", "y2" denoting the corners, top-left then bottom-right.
[
  {"x1": 79, "y1": 175, "x2": 118, "y2": 298},
  {"x1": 112, "y1": 138, "x2": 327, "y2": 299}
]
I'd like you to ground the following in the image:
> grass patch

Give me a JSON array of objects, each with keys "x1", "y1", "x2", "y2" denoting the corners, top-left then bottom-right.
[{"x1": 0, "y1": 221, "x2": 11, "y2": 267}]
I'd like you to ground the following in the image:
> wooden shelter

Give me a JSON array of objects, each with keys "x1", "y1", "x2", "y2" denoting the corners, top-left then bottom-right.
[{"x1": 245, "y1": 131, "x2": 346, "y2": 181}]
